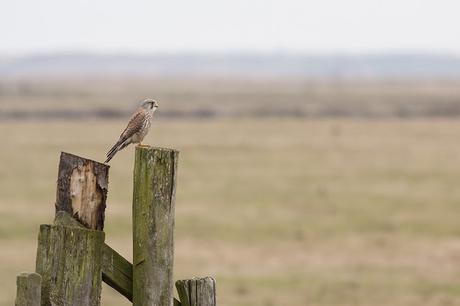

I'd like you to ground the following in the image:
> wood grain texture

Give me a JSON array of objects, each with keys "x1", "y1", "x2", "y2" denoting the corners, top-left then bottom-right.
[
  {"x1": 176, "y1": 277, "x2": 217, "y2": 306},
  {"x1": 55, "y1": 211, "x2": 136, "y2": 303},
  {"x1": 15, "y1": 272, "x2": 41, "y2": 306},
  {"x1": 55, "y1": 152, "x2": 109, "y2": 230},
  {"x1": 54, "y1": 211, "x2": 183, "y2": 304},
  {"x1": 55, "y1": 211, "x2": 134, "y2": 302},
  {"x1": 132, "y1": 146, "x2": 179, "y2": 306},
  {"x1": 102, "y1": 243, "x2": 133, "y2": 302},
  {"x1": 36, "y1": 225, "x2": 105, "y2": 306}
]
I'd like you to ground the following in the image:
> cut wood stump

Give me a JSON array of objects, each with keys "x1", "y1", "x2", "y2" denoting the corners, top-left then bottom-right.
[
  {"x1": 176, "y1": 277, "x2": 217, "y2": 306},
  {"x1": 55, "y1": 152, "x2": 109, "y2": 230},
  {"x1": 36, "y1": 224, "x2": 105, "y2": 306}
]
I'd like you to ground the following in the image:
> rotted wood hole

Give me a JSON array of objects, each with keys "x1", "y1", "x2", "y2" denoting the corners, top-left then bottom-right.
[{"x1": 56, "y1": 152, "x2": 109, "y2": 230}]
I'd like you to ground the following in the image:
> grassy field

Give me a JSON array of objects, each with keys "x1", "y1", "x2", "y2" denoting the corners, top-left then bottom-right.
[{"x1": 1, "y1": 117, "x2": 460, "y2": 305}]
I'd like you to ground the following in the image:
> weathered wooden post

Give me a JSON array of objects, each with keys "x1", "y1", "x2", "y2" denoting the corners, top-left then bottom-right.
[
  {"x1": 35, "y1": 152, "x2": 109, "y2": 306},
  {"x1": 15, "y1": 272, "x2": 41, "y2": 306},
  {"x1": 36, "y1": 225, "x2": 104, "y2": 306},
  {"x1": 133, "y1": 146, "x2": 179, "y2": 306},
  {"x1": 176, "y1": 277, "x2": 217, "y2": 306},
  {"x1": 16, "y1": 149, "x2": 216, "y2": 306},
  {"x1": 55, "y1": 152, "x2": 109, "y2": 230}
]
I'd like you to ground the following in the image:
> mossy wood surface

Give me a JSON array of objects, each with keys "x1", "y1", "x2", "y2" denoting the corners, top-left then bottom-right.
[
  {"x1": 55, "y1": 152, "x2": 109, "y2": 230},
  {"x1": 35, "y1": 225, "x2": 105, "y2": 306},
  {"x1": 54, "y1": 211, "x2": 86, "y2": 228},
  {"x1": 176, "y1": 277, "x2": 217, "y2": 306},
  {"x1": 101, "y1": 244, "x2": 181, "y2": 305},
  {"x1": 55, "y1": 211, "x2": 135, "y2": 302},
  {"x1": 102, "y1": 243, "x2": 133, "y2": 302},
  {"x1": 133, "y1": 146, "x2": 179, "y2": 306},
  {"x1": 15, "y1": 272, "x2": 41, "y2": 306}
]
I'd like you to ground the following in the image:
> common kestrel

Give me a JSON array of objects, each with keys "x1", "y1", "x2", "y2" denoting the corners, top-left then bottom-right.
[{"x1": 105, "y1": 99, "x2": 159, "y2": 163}]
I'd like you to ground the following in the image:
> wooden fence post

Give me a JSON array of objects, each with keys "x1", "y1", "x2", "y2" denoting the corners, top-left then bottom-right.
[
  {"x1": 14, "y1": 150, "x2": 218, "y2": 306},
  {"x1": 15, "y1": 272, "x2": 41, "y2": 306},
  {"x1": 175, "y1": 277, "x2": 217, "y2": 306},
  {"x1": 36, "y1": 225, "x2": 105, "y2": 306},
  {"x1": 55, "y1": 152, "x2": 109, "y2": 230},
  {"x1": 133, "y1": 146, "x2": 179, "y2": 306}
]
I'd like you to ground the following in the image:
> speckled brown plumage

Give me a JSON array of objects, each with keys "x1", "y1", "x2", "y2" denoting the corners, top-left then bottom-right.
[{"x1": 105, "y1": 99, "x2": 158, "y2": 163}]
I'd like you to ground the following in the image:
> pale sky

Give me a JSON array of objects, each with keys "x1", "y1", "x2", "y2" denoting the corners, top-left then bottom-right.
[{"x1": 1, "y1": 0, "x2": 460, "y2": 55}]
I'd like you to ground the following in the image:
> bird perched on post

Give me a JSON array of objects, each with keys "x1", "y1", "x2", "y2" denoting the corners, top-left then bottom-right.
[{"x1": 105, "y1": 99, "x2": 159, "y2": 163}]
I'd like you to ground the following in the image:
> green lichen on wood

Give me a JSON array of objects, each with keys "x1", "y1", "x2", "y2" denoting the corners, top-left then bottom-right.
[
  {"x1": 55, "y1": 211, "x2": 135, "y2": 302},
  {"x1": 15, "y1": 272, "x2": 41, "y2": 306},
  {"x1": 102, "y1": 243, "x2": 133, "y2": 302},
  {"x1": 54, "y1": 210, "x2": 183, "y2": 304},
  {"x1": 36, "y1": 224, "x2": 105, "y2": 306},
  {"x1": 133, "y1": 146, "x2": 179, "y2": 306},
  {"x1": 54, "y1": 211, "x2": 86, "y2": 229}
]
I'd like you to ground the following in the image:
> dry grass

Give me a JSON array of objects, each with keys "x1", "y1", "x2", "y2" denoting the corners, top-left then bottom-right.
[
  {"x1": 3, "y1": 79, "x2": 460, "y2": 117},
  {"x1": 1, "y1": 118, "x2": 460, "y2": 306}
]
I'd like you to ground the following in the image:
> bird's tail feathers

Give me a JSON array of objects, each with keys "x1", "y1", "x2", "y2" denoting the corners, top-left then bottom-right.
[
  {"x1": 105, "y1": 138, "x2": 131, "y2": 163},
  {"x1": 106, "y1": 140, "x2": 122, "y2": 159},
  {"x1": 105, "y1": 149, "x2": 117, "y2": 163},
  {"x1": 117, "y1": 140, "x2": 131, "y2": 154}
]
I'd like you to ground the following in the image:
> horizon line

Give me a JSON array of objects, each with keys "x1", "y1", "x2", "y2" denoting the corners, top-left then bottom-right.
[{"x1": 2, "y1": 49, "x2": 460, "y2": 59}]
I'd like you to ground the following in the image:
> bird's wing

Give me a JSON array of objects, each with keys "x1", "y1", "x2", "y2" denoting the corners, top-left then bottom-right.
[
  {"x1": 105, "y1": 108, "x2": 147, "y2": 162},
  {"x1": 118, "y1": 108, "x2": 146, "y2": 142}
]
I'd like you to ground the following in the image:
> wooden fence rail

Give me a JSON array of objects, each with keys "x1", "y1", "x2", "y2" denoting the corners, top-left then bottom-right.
[
  {"x1": 14, "y1": 147, "x2": 217, "y2": 306},
  {"x1": 102, "y1": 243, "x2": 134, "y2": 302}
]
